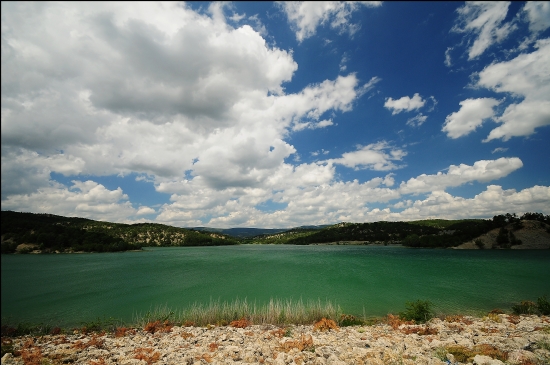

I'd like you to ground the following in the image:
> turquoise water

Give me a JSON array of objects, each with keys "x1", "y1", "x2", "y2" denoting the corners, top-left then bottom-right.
[{"x1": 2, "y1": 245, "x2": 549, "y2": 327}]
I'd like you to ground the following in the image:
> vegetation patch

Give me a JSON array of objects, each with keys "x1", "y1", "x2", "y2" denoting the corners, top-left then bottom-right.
[{"x1": 399, "y1": 300, "x2": 434, "y2": 323}]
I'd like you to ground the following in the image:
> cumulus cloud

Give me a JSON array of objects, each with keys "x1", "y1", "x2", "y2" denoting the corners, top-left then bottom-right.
[
  {"x1": 1, "y1": 180, "x2": 139, "y2": 222},
  {"x1": 399, "y1": 157, "x2": 523, "y2": 195},
  {"x1": 452, "y1": 2, "x2": 516, "y2": 60},
  {"x1": 476, "y1": 39, "x2": 550, "y2": 141},
  {"x1": 280, "y1": 1, "x2": 382, "y2": 42},
  {"x1": 522, "y1": 1, "x2": 550, "y2": 34},
  {"x1": 392, "y1": 185, "x2": 550, "y2": 220},
  {"x1": 442, "y1": 98, "x2": 500, "y2": 139},
  {"x1": 327, "y1": 142, "x2": 406, "y2": 171},
  {"x1": 384, "y1": 93, "x2": 426, "y2": 115}
]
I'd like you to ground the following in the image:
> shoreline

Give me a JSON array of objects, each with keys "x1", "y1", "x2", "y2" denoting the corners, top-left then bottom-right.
[{"x1": 2, "y1": 314, "x2": 549, "y2": 365}]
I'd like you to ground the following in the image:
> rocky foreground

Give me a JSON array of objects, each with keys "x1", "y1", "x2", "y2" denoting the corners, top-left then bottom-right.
[{"x1": 2, "y1": 315, "x2": 549, "y2": 365}]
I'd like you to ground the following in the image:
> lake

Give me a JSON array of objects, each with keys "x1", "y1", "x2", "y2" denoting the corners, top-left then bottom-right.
[{"x1": 2, "y1": 245, "x2": 549, "y2": 327}]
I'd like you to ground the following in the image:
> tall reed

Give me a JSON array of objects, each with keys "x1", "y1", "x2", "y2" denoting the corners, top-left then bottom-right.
[{"x1": 133, "y1": 298, "x2": 342, "y2": 327}]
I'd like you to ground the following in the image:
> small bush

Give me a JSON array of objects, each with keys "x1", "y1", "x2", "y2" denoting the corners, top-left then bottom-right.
[
  {"x1": 537, "y1": 296, "x2": 550, "y2": 315},
  {"x1": 278, "y1": 334, "x2": 314, "y2": 352},
  {"x1": 512, "y1": 301, "x2": 538, "y2": 315},
  {"x1": 134, "y1": 348, "x2": 160, "y2": 365},
  {"x1": 313, "y1": 318, "x2": 339, "y2": 332},
  {"x1": 338, "y1": 314, "x2": 363, "y2": 327},
  {"x1": 229, "y1": 317, "x2": 250, "y2": 328},
  {"x1": 399, "y1": 300, "x2": 434, "y2": 323}
]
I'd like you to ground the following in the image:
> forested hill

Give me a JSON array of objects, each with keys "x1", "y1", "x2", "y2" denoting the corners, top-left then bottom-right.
[
  {"x1": 249, "y1": 213, "x2": 550, "y2": 248},
  {"x1": 0, "y1": 211, "x2": 239, "y2": 254}
]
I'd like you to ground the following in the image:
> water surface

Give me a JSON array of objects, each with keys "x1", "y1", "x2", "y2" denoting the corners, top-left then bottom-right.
[{"x1": 2, "y1": 245, "x2": 549, "y2": 326}]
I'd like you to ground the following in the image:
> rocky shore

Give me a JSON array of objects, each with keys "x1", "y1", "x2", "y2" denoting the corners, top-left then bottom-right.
[{"x1": 2, "y1": 314, "x2": 549, "y2": 365}]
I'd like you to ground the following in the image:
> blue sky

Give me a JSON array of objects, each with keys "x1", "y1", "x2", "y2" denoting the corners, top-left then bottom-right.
[{"x1": 2, "y1": 1, "x2": 550, "y2": 228}]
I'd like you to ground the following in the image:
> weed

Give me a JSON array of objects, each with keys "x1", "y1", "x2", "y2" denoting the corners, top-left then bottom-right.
[
  {"x1": 114, "y1": 327, "x2": 135, "y2": 337},
  {"x1": 445, "y1": 315, "x2": 473, "y2": 325},
  {"x1": 433, "y1": 347, "x2": 447, "y2": 361},
  {"x1": 399, "y1": 300, "x2": 434, "y2": 323},
  {"x1": 230, "y1": 317, "x2": 250, "y2": 328},
  {"x1": 537, "y1": 296, "x2": 550, "y2": 315},
  {"x1": 444, "y1": 344, "x2": 508, "y2": 363},
  {"x1": 401, "y1": 325, "x2": 438, "y2": 335},
  {"x1": 512, "y1": 301, "x2": 538, "y2": 315},
  {"x1": 20, "y1": 340, "x2": 43, "y2": 365},
  {"x1": 489, "y1": 308, "x2": 505, "y2": 314},
  {"x1": 508, "y1": 315, "x2": 521, "y2": 324},
  {"x1": 72, "y1": 334, "x2": 105, "y2": 350},
  {"x1": 385, "y1": 314, "x2": 414, "y2": 330},
  {"x1": 338, "y1": 314, "x2": 363, "y2": 327},
  {"x1": 181, "y1": 331, "x2": 194, "y2": 339},
  {"x1": 313, "y1": 318, "x2": 338, "y2": 332},
  {"x1": 134, "y1": 348, "x2": 161, "y2": 365},
  {"x1": 195, "y1": 353, "x2": 213, "y2": 363},
  {"x1": 536, "y1": 337, "x2": 550, "y2": 351},
  {"x1": 278, "y1": 334, "x2": 314, "y2": 352},
  {"x1": 49, "y1": 327, "x2": 62, "y2": 335},
  {"x1": 486, "y1": 313, "x2": 502, "y2": 323},
  {"x1": 143, "y1": 320, "x2": 172, "y2": 334}
]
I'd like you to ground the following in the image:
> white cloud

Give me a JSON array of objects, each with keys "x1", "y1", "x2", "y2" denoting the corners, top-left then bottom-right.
[
  {"x1": 280, "y1": 1, "x2": 382, "y2": 42},
  {"x1": 444, "y1": 47, "x2": 453, "y2": 67},
  {"x1": 476, "y1": 39, "x2": 550, "y2": 141},
  {"x1": 392, "y1": 185, "x2": 550, "y2": 220},
  {"x1": 406, "y1": 113, "x2": 428, "y2": 127},
  {"x1": 384, "y1": 93, "x2": 426, "y2": 115},
  {"x1": 399, "y1": 157, "x2": 523, "y2": 195},
  {"x1": 491, "y1": 147, "x2": 508, "y2": 154},
  {"x1": 442, "y1": 98, "x2": 500, "y2": 139},
  {"x1": 452, "y1": 2, "x2": 516, "y2": 60},
  {"x1": 523, "y1": 1, "x2": 550, "y2": 33},
  {"x1": 327, "y1": 142, "x2": 406, "y2": 171},
  {"x1": 1, "y1": 180, "x2": 139, "y2": 222}
]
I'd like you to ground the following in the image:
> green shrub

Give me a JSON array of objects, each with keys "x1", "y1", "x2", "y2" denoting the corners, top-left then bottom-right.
[
  {"x1": 511, "y1": 300, "x2": 537, "y2": 315},
  {"x1": 399, "y1": 300, "x2": 434, "y2": 323},
  {"x1": 338, "y1": 314, "x2": 364, "y2": 327},
  {"x1": 537, "y1": 296, "x2": 550, "y2": 315}
]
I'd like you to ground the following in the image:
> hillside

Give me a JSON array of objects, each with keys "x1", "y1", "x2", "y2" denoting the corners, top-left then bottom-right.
[
  {"x1": 248, "y1": 213, "x2": 550, "y2": 249},
  {"x1": 0, "y1": 211, "x2": 239, "y2": 254},
  {"x1": 2, "y1": 211, "x2": 548, "y2": 253},
  {"x1": 456, "y1": 219, "x2": 550, "y2": 249}
]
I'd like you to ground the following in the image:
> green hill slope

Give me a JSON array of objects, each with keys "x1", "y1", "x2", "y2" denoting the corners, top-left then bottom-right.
[{"x1": 1, "y1": 211, "x2": 239, "y2": 254}]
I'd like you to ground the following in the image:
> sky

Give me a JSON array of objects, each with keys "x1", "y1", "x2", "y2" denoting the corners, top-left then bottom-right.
[{"x1": 2, "y1": 1, "x2": 550, "y2": 229}]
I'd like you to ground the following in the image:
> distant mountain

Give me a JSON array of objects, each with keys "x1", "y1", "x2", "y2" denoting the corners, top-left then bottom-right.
[{"x1": 191, "y1": 225, "x2": 330, "y2": 238}]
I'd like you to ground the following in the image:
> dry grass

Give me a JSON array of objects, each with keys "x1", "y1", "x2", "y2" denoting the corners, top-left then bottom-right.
[
  {"x1": 134, "y1": 348, "x2": 161, "y2": 365},
  {"x1": 143, "y1": 320, "x2": 173, "y2": 334},
  {"x1": 401, "y1": 325, "x2": 438, "y2": 335},
  {"x1": 445, "y1": 344, "x2": 508, "y2": 363},
  {"x1": 20, "y1": 339, "x2": 43, "y2": 365},
  {"x1": 445, "y1": 315, "x2": 473, "y2": 325},
  {"x1": 181, "y1": 331, "x2": 194, "y2": 339},
  {"x1": 313, "y1": 318, "x2": 339, "y2": 332},
  {"x1": 114, "y1": 327, "x2": 135, "y2": 338},
  {"x1": 208, "y1": 342, "x2": 219, "y2": 352},
  {"x1": 72, "y1": 334, "x2": 104, "y2": 350},
  {"x1": 134, "y1": 298, "x2": 341, "y2": 327},
  {"x1": 385, "y1": 314, "x2": 414, "y2": 330},
  {"x1": 195, "y1": 353, "x2": 213, "y2": 363},
  {"x1": 229, "y1": 317, "x2": 250, "y2": 328},
  {"x1": 278, "y1": 334, "x2": 314, "y2": 352}
]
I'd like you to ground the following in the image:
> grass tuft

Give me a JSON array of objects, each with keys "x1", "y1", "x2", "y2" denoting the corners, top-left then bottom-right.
[{"x1": 133, "y1": 298, "x2": 342, "y2": 327}]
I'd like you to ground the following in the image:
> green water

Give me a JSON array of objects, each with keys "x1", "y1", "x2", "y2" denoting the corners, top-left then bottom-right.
[{"x1": 2, "y1": 245, "x2": 549, "y2": 327}]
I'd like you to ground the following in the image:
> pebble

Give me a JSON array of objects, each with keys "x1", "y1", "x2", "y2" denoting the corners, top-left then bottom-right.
[{"x1": 1, "y1": 315, "x2": 549, "y2": 365}]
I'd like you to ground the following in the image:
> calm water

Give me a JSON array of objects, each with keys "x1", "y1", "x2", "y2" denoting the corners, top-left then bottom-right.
[{"x1": 2, "y1": 245, "x2": 549, "y2": 327}]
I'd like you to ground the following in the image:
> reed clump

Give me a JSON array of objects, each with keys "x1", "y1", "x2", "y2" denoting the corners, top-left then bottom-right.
[{"x1": 133, "y1": 298, "x2": 341, "y2": 327}]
